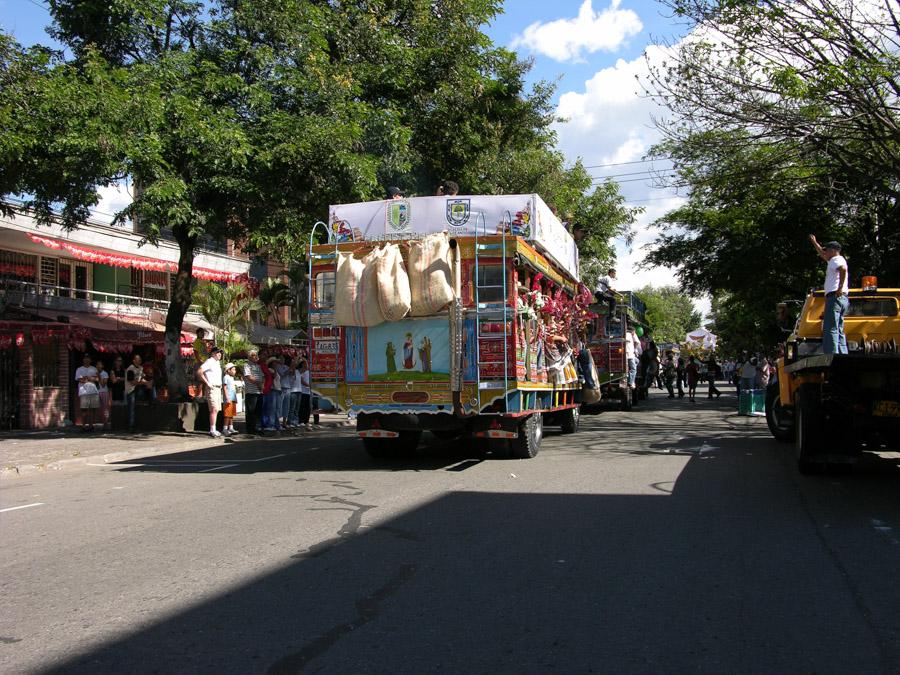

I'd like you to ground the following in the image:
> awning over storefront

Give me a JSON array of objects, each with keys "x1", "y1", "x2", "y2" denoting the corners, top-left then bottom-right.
[{"x1": 28, "y1": 234, "x2": 246, "y2": 282}]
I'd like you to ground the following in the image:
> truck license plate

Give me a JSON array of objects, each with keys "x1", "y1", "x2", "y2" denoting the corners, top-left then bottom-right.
[{"x1": 872, "y1": 400, "x2": 900, "y2": 417}]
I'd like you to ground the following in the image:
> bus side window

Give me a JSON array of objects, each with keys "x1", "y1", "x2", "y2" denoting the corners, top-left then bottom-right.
[
  {"x1": 472, "y1": 264, "x2": 506, "y2": 304},
  {"x1": 314, "y1": 271, "x2": 336, "y2": 308}
]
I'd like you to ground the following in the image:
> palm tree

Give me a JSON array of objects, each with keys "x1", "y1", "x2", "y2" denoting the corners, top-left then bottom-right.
[
  {"x1": 258, "y1": 278, "x2": 293, "y2": 329},
  {"x1": 192, "y1": 281, "x2": 261, "y2": 360},
  {"x1": 285, "y1": 264, "x2": 308, "y2": 327}
]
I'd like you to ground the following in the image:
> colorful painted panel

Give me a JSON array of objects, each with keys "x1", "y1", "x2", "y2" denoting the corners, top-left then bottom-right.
[
  {"x1": 345, "y1": 326, "x2": 366, "y2": 382},
  {"x1": 462, "y1": 319, "x2": 477, "y2": 381},
  {"x1": 365, "y1": 318, "x2": 450, "y2": 382}
]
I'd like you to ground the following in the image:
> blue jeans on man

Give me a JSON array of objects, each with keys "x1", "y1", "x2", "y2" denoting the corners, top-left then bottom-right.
[
  {"x1": 822, "y1": 293, "x2": 849, "y2": 355},
  {"x1": 627, "y1": 357, "x2": 639, "y2": 387}
]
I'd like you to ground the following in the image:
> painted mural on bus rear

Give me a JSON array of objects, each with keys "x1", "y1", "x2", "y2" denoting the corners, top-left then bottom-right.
[{"x1": 307, "y1": 194, "x2": 598, "y2": 459}]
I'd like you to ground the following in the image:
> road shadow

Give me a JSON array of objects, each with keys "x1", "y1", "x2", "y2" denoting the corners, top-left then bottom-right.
[
  {"x1": 39, "y1": 440, "x2": 900, "y2": 674},
  {"x1": 108, "y1": 431, "x2": 488, "y2": 474}
]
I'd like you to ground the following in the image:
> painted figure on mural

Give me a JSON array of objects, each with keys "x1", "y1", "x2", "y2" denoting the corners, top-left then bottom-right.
[
  {"x1": 419, "y1": 336, "x2": 432, "y2": 373},
  {"x1": 385, "y1": 341, "x2": 397, "y2": 373},
  {"x1": 403, "y1": 332, "x2": 416, "y2": 369}
]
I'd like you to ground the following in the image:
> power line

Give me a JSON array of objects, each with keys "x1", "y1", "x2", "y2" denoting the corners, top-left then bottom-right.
[
  {"x1": 582, "y1": 158, "x2": 671, "y2": 169},
  {"x1": 21, "y1": 0, "x2": 49, "y2": 10},
  {"x1": 590, "y1": 168, "x2": 675, "y2": 180}
]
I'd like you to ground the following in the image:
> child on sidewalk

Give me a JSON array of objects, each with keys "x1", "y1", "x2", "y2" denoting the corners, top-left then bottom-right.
[{"x1": 222, "y1": 363, "x2": 238, "y2": 436}]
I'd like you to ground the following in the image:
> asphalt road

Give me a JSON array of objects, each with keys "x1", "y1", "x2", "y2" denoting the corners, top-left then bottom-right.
[{"x1": 2, "y1": 388, "x2": 899, "y2": 674}]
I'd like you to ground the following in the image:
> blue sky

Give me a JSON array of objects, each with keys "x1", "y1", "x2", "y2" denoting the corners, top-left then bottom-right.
[{"x1": 2, "y1": 0, "x2": 695, "y2": 296}]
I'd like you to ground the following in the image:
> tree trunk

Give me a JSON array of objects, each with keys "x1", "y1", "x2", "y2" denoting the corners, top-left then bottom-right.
[{"x1": 165, "y1": 228, "x2": 197, "y2": 401}]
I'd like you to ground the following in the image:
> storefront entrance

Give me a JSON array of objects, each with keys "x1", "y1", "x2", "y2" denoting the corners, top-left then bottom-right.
[{"x1": 0, "y1": 345, "x2": 20, "y2": 430}]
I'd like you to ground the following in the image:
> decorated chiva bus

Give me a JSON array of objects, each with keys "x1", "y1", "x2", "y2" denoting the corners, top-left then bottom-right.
[{"x1": 307, "y1": 194, "x2": 597, "y2": 459}]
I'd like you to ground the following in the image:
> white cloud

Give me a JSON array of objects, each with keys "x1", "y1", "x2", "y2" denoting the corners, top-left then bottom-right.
[
  {"x1": 511, "y1": 0, "x2": 643, "y2": 63},
  {"x1": 92, "y1": 180, "x2": 133, "y2": 225},
  {"x1": 552, "y1": 42, "x2": 710, "y2": 316}
]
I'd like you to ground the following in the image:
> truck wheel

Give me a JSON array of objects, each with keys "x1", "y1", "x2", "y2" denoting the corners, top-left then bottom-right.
[
  {"x1": 560, "y1": 406, "x2": 580, "y2": 434},
  {"x1": 765, "y1": 383, "x2": 794, "y2": 442},
  {"x1": 795, "y1": 383, "x2": 823, "y2": 474},
  {"x1": 510, "y1": 414, "x2": 542, "y2": 459}
]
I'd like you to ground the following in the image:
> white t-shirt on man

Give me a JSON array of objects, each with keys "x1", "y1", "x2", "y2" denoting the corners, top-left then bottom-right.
[
  {"x1": 199, "y1": 357, "x2": 223, "y2": 387},
  {"x1": 824, "y1": 255, "x2": 849, "y2": 293}
]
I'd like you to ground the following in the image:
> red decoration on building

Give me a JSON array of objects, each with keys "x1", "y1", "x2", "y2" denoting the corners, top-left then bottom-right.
[{"x1": 28, "y1": 235, "x2": 242, "y2": 282}]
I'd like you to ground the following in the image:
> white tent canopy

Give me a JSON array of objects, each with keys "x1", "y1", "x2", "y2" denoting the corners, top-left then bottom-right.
[{"x1": 686, "y1": 327, "x2": 717, "y2": 350}]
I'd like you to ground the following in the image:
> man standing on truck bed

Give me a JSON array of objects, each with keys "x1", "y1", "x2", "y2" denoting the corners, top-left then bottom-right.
[{"x1": 808, "y1": 235, "x2": 849, "y2": 354}]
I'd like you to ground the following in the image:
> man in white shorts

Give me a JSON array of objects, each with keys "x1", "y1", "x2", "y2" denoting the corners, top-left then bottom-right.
[{"x1": 198, "y1": 347, "x2": 224, "y2": 437}]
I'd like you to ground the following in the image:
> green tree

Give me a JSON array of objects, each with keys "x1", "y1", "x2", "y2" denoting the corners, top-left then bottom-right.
[
  {"x1": 643, "y1": 0, "x2": 899, "y2": 349},
  {"x1": 191, "y1": 281, "x2": 260, "y2": 362},
  {"x1": 635, "y1": 285, "x2": 702, "y2": 344},
  {"x1": 257, "y1": 278, "x2": 293, "y2": 330}
]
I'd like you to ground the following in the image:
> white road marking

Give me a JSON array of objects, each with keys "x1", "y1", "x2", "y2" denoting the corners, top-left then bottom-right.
[
  {"x1": 0, "y1": 502, "x2": 44, "y2": 513},
  {"x1": 196, "y1": 464, "x2": 239, "y2": 473}
]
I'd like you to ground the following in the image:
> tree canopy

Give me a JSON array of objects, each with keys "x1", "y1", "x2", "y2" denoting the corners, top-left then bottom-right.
[
  {"x1": 1, "y1": 0, "x2": 638, "y2": 394},
  {"x1": 643, "y1": 0, "x2": 899, "y2": 351},
  {"x1": 635, "y1": 285, "x2": 702, "y2": 345}
]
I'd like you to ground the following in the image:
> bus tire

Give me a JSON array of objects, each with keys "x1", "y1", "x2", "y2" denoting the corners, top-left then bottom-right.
[
  {"x1": 510, "y1": 414, "x2": 542, "y2": 459},
  {"x1": 560, "y1": 407, "x2": 580, "y2": 434}
]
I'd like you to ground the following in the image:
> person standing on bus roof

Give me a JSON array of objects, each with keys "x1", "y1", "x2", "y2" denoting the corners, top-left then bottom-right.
[{"x1": 808, "y1": 235, "x2": 849, "y2": 355}]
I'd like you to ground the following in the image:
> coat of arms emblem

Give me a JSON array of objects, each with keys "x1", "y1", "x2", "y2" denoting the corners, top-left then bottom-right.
[
  {"x1": 446, "y1": 198, "x2": 471, "y2": 227},
  {"x1": 387, "y1": 200, "x2": 411, "y2": 232}
]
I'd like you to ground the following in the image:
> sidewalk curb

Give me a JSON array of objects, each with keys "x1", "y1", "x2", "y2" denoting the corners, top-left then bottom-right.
[{"x1": 0, "y1": 419, "x2": 355, "y2": 480}]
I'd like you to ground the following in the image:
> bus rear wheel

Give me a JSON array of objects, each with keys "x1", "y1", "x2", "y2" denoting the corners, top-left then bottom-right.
[{"x1": 510, "y1": 414, "x2": 542, "y2": 459}]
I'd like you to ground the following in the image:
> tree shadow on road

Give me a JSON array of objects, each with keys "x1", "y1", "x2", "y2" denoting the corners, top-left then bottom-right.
[{"x1": 36, "y1": 434, "x2": 900, "y2": 675}]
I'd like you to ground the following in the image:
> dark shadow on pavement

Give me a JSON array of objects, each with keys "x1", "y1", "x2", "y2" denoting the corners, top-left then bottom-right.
[{"x1": 42, "y1": 437, "x2": 900, "y2": 674}]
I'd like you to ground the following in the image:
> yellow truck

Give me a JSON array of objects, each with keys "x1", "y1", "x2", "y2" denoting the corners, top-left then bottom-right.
[
  {"x1": 307, "y1": 194, "x2": 589, "y2": 459},
  {"x1": 766, "y1": 278, "x2": 900, "y2": 472}
]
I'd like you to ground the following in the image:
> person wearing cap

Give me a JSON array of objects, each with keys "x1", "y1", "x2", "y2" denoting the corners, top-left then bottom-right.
[
  {"x1": 387, "y1": 186, "x2": 404, "y2": 200},
  {"x1": 222, "y1": 362, "x2": 238, "y2": 436},
  {"x1": 809, "y1": 235, "x2": 850, "y2": 354},
  {"x1": 198, "y1": 347, "x2": 224, "y2": 437}
]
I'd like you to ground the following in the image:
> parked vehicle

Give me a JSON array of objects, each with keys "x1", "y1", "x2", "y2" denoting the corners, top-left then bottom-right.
[
  {"x1": 767, "y1": 277, "x2": 900, "y2": 472},
  {"x1": 583, "y1": 291, "x2": 648, "y2": 410},
  {"x1": 307, "y1": 194, "x2": 588, "y2": 459}
]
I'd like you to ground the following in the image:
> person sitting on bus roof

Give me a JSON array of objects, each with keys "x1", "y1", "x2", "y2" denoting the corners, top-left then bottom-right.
[
  {"x1": 436, "y1": 180, "x2": 459, "y2": 196},
  {"x1": 387, "y1": 186, "x2": 405, "y2": 200},
  {"x1": 594, "y1": 268, "x2": 620, "y2": 323}
]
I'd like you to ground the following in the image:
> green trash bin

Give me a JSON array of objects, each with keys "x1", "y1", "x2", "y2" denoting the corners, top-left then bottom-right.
[
  {"x1": 739, "y1": 389, "x2": 765, "y2": 415},
  {"x1": 751, "y1": 389, "x2": 766, "y2": 414}
]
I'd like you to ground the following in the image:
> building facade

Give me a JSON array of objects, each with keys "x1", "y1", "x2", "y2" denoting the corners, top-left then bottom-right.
[{"x1": 0, "y1": 206, "x2": 253, "y2": 430}]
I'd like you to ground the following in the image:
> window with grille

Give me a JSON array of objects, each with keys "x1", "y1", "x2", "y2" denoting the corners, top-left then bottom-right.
[
  {"x1": 32, "y1": 341, "x2": 60, "y2": 387},
  {"x1": 0, "y1": 249, "x2": 37, "y2": 284},
  {"x1": 143, "y1": 270, "x2": 169, "y2": 301},
  {"x1": 40, "y1": 257, "x2": 58, "y2": 292}
]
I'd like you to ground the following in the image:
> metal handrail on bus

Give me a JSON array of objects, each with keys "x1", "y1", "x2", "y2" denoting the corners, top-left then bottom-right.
[
  {"x1": 307, "y1": 220, "x2": 342, "y2": 409},
  {"x1": 473, "y1": 210, "x2": 511, "y2": 413}
]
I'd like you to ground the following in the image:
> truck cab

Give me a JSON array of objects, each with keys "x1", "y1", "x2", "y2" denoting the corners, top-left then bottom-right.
[{"x1": 767, "y1": 279, "x2": 900, "y2": 472}]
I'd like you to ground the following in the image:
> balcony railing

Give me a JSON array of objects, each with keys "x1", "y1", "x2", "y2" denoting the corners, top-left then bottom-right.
[{"x1": 0, "y1": 278, "x2": 199, "y2": 315}]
